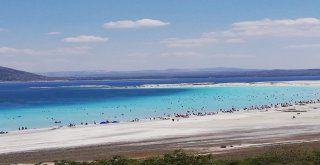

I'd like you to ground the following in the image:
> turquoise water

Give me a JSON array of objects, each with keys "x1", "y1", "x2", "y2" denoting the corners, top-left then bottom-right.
[{"x1": 1, "y1": 78, "x2": 320, "y2": 131}]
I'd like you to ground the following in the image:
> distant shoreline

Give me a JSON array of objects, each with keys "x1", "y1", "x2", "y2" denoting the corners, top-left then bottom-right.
[
  {"x1": 2, "y1": 75, "x2": 320, "y2": 84},
  {"x1": 137, "y1": 80, "x2": 320, "y2": 88},
  {"x1": 24, "y1": 80, "x2": 320, "y2": 89}
]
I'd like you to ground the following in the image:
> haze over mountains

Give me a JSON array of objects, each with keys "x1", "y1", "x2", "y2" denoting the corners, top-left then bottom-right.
[
  {"x1": 39, "y1": 67, "x2": 255, "y2": 78},
  {"x1": 39, "y1": 68, "x2": 320, "y2": 80},
  {"x1": 2, "y1": 66, "x2": 320, "y2": 82}
]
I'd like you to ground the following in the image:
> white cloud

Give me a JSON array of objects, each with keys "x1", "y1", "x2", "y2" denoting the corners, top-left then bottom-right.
[
  {"x1": 287, "y1": 44, "x2": 320, "y2": 49},
  {"x1": 103, "y1": 19, "x2": 169, "y2": 29},
  {"x1": 0, "y1": 46, "x2": 92, "y2": 55},
  {"x1": 222, "y1": 17, "x2": 320, "y2": 38},
  {"x1": 127, "y1": 53, "x2": 149, "y2": 58},
  {"x1": 63, "y1": 35, "x2": 108, "y2": 43},
  {"x1": 47, "y1": 31, "x2": 61, "y2": 35},
  {"x1": 0, "y1": 47, "x2": 42, "y2": 55},
  {"x1": 163, "y1": 17, "x2": 320, "y2": 47},
  {"x1": 54, "y1": 46, "x2": 92, "y2": 54},
  {"x1": 160, "y1": 52, "x2": 203, "y2": 57},
  {"x1": 224, "y1": 38, "x2": 246, "y2": 43},
  {"x1": 210, "y1": 53, "x2": 253, "y2": 58},
  {"x1": 0, "y1": 47, "x2": 19, "y2": 54},
  {"x1": 162, "y1": 37, "x2": 216, "y2": 47}
]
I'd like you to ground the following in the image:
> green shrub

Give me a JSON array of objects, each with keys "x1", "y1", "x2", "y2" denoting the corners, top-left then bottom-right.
[{"x1": 54, "y1": 148, "x2": 320, "y2": 165}]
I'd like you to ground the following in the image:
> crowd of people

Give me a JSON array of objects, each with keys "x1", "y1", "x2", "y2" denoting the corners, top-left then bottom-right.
[{"x1": 1, "y1": 97, "x2": 320, "y2": 135}]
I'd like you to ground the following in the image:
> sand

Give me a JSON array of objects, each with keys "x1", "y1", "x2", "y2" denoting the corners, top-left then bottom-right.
[
  {"x1": 0, "y1": 102, "x2": 320, "y2": 154},
  {"x1": 138, "y1": 80, "x2": 320, "y2": 88},
  {"x1": 29, "y1": 80, "x2": 320, "y2": 89}
]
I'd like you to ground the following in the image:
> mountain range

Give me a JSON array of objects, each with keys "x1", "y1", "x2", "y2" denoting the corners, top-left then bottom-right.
[{"x1": 2, "y1": 66, "x2": 320, "y2": 82}]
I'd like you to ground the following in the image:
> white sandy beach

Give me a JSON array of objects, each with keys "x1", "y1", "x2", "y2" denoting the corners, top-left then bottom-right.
[
  {"x1": 25, "y1": 80, "x2": 320, "y2": 89},
  {"x1": 0, "y1": 100, "x2": 320, "y2": 154},
  {"x1": 138, "y1": 80, "x2": 320, "y2": 88}
]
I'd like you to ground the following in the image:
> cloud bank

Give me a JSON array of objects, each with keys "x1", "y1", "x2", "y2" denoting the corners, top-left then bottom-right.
[
  {"x1": 0, "y1": 46, "x2": 92, "y2": 55},
  {"x1": 63, "y1": 35, "x2": 108, "y2": 43},
  {"x1": 162, "y1": 37, "x2": 216, "y2": 47},
  {"x1": 103, "y1": 19, "x2": 169, "y2": 29},
  {"x1": 163, "y1": 17, "x2": 320, "y2": 47}
]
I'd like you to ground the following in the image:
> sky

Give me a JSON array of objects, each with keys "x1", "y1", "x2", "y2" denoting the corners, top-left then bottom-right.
[{"x1": 1, "y1": 0, "x2": 320, "y2": 72}]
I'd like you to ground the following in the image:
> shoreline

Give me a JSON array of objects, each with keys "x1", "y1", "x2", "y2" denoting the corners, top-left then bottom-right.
[
  {"x1": 0, "y1": 100, "x2": 320, "y2": 154},
  {"x1": 24, "y1": 80, "x2": 320, "y2": 89},
  {"x1": 3, "y1": 97, "x2": 319, "y2": 134},
  {"x1": 138, "y1": 80, "x2": 320, "y2": 88}
]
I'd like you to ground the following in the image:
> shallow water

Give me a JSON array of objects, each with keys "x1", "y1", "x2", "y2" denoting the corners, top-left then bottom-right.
[{"x1": 1, "y1": 77, "x2": 320, "y2": 131}]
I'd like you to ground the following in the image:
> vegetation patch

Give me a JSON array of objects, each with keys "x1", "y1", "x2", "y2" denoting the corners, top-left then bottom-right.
[{"x1": 53, "y1": 147, "x2": 320, "y2": 165}]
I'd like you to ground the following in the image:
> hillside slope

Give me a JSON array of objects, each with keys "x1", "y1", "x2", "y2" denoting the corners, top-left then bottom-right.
[{"x1": 0, "y1": 66, "x2": 48, "y2": 81}]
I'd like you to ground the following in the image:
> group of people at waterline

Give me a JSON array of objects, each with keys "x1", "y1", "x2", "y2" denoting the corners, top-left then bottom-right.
[{"x1": 1, "y1": 99, "x2": 319, "y2": 135}]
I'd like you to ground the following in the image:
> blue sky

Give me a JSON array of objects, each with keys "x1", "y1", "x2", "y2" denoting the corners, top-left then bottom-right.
[{"x1": 1, "y1": 0, "x2": 320, "y2": 72}]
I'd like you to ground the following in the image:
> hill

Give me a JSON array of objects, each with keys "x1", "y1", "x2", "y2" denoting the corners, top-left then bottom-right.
[
  {"x1": 40, "y1": 67, "x2": 257, "y2": 78},
  {"x1": 3, "y1": 66, "x2": 320, "y2": 82},
  {"x1": 41, "y1": 68, "x2": 320, "y2": 80},
  {"x1": 0, "y1": 66, "x2": 48, "y2": 81}
]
